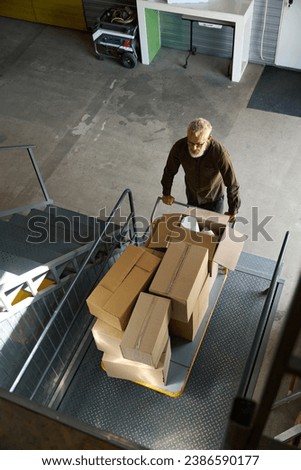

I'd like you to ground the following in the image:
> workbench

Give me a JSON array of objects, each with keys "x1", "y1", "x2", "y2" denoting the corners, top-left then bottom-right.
[{"x1": 137, "y1": 0, "x2": 254, "y2": 82}]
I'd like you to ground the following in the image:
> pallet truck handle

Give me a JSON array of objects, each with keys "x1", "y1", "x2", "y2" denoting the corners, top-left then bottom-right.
[
  {"x1": 150, "y1": 196, "x2": 191, "y2": 224},
  {"x1": 149, "y1": 196, "x2": 234, "y2": 227}
]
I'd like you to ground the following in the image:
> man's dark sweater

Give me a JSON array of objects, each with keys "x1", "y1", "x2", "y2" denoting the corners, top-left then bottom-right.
[{"x1": 161, "y1": 136, "x2": 241, "y2": 214}]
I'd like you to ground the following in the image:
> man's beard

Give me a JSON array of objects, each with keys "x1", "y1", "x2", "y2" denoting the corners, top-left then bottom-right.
[{"x1": 189, "y1": 147, "x2": 206, "y2": 158}]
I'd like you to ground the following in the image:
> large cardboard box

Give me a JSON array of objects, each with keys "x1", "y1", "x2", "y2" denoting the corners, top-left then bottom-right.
[
  {"x1": 184, "y1": 207, "x2": 246, "y2": 272},
  {"x1": 169, "y1": 262, "x2": 218, "y2": 341},
  {"x1": 149, "y1": 241, "x2": 208, "y2": 322},
  {"x1": 86, "y1": 245, "x2": 162, "y2": 330},
  {"x1": 120, "y1": 292, "x2": 171, "y2": 367},
  {"x1": 92, "y1": 318, "x2": 123, "y2": 355},
  {"x1": 102, "y1": 338, "x2": 171, "y2": 387}
]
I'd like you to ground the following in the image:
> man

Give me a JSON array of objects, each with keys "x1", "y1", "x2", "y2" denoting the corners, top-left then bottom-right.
[{"x1": 161, "y1": 118, "x2": 241, "y2": 221}]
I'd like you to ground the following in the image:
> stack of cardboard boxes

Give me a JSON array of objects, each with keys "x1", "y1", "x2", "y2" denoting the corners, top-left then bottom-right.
[{"x1": 86, "y1": 209, "x2": 245, "y2": 388}]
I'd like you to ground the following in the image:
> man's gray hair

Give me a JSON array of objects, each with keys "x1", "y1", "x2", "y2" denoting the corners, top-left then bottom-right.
[{"x1": 188, "y1": 118, "x2": 212, "y2": 135}]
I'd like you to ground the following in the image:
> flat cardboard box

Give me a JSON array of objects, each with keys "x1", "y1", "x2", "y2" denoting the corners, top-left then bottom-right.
[
  {"x1": 86, "y1": 245, "x2": 162, "y2": 330},
  {"x1": 185, "y1": 207, "x2": 230, "y2": 225},
  {"x1": 92, "y1": 318, "x2": 123, "y2": 355},
  {"x1": 169, "y1": 262, "x2": 218, "y2": 341},
  {"x1": 102, "y1": 338, "x2": 171, "y2": 387},
  {"x1": 149, "y1": 241, "x2": 208, "y2": 322},
  {"x1": 120, "y1": 292, "x2": 171, "y2": 367}
]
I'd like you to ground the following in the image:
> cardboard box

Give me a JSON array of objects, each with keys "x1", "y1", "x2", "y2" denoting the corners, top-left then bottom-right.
[
  {"x1": 120, "y1": 292, "x2": 171, "y2": 367},
  {"x1": 205, "y1": 258, "x2": 219, "y2": 293},
  {"x1": 149, "y1": 241, "x2": 208, "y2": 322},
  {"x1": 102, "y1": 338, "x2": 171, "y2": 387},
  {"x1": 86, "y1": 245, "x2": 162, "y2": 330},
  {"x1": 92, "y1": 319, "x2": 123, "y2": 355},
  {"x1": 146, "y1": 213, "x2": 182, "y2": 250},
  {"x1": 146, "y1": 210, "x2": 229, "y2": 250},
  {"x1": 144, "y1": 247, "x2": 165, "y2": 259},
  {"x1": 184, "y1": 207, "x2": 246, "y2": 271},
  {"x1": 146, "y1": 210, "x2": 245, "y2": 274},
  {"x1": 169, "y1": 262, "x2": 218, "y2": 341}
]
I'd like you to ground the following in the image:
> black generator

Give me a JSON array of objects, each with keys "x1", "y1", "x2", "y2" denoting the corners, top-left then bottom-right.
[{"x1": 92, "y1": 7, "x2": 139, "y2": 69}]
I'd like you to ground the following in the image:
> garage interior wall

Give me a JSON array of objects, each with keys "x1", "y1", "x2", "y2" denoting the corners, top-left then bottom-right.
[
  {"x1": 83, "y1": 0, "x2": 283, "y2": 65},
  {"x1": 0, "y1": 0, "x2": 284, "y2": 64},
  {"x1": 249, "y1": 0, "x2": 282, "y2": 64},
  {"x1": 0, "y1": 0, "x2": 86, "y2": 30}
]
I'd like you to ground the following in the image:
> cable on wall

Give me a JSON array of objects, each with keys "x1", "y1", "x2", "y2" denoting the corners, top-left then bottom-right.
[{"x1": 260, "y1": 0, "x2": 270, "y2": 60}]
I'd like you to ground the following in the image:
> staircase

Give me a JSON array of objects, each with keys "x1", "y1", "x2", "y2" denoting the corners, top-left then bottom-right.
[
  {"x1": 0, "y1": 204, "x2": 116, "y2": 313},
  {"x1": 0, "y1": 145, "x2": 138, "y2": 406}
]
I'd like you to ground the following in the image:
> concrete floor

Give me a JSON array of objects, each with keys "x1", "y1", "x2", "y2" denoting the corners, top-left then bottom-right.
[{"x1": 0, "y1": 16, "x2": 300, "y2": 446}]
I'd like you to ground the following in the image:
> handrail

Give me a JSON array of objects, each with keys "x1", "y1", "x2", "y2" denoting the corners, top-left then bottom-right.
[
  {"x1": 9, "y1": 188, "x2": 138, "y2": 393},
  {"x1": 0, "y1": 144, "x2": 52, "y2": 218},
  {"x1": 237, "y1": 230, "x2": 290, "y2": 398}
]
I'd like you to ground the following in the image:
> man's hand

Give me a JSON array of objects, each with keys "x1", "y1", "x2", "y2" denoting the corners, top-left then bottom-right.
[
  {"x1": 224, "y1": 212, "x2": 237, "y2": 224},
  {"x1": 162, "y1": 195, "x2": 175, "y2": 205}
]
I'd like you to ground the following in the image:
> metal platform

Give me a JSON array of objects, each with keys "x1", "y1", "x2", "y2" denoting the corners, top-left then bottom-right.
[{"x1": 56, "y1": 252, "x2": 283, "y2": 450}]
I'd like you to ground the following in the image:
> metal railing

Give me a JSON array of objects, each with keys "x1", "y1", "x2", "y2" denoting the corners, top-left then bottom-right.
[
  {"x1": 9, "y1": 188, "x2": 138, "y2": 396},
  {"x1": 237, "y1": 230, "x2": 290, "y2": 398},
  {"x1": 0, "y1": 145, "x2": 53, "y2": 218}
]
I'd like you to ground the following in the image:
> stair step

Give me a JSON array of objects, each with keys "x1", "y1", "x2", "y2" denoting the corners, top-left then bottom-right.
[
  {"x1": 0, "y1": 204, "x2": 122, "y2": 307},
  {"x1": 29, "y1": 207, "x2": 105, "y2": 242},
  {"x1": 0, "y1": 250, "x2": 46, "y2": 287},
  {"x1": 0, "y1": 219, "x2": 81, "y2": 261},
  {"x1": 30, "y1": 206, "x2": 120, "y2": 243},
  {"x1": 9, "y1": 212, "x2": 85, "y2": 247},
  {"x1": 0, "y1": 250, "x2": 41, "y2": 277},
  {"x1": 12, "y1": 211, "x2": 84, "y2": 249}
]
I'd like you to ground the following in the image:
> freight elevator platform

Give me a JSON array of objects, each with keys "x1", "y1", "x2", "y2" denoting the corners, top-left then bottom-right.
[{"x1": 55, "y1": 251, "x2": 283, "y2": 450}]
